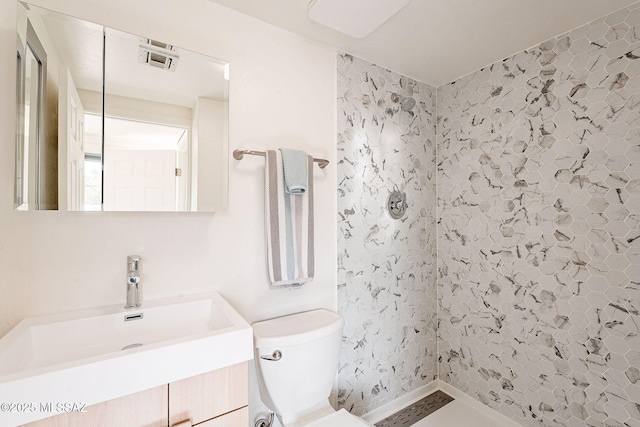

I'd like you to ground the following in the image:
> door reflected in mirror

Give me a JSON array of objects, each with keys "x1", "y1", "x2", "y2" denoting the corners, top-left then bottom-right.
[
  {"x1": 15, "y1": 2, "x2": 229, "y2": 212},
  {"x1": 15, "y1": 19, "x2": 49, "y2": 209},
  {"x1": 101, "y1": 116, "x2": 189, "y2": 211}
]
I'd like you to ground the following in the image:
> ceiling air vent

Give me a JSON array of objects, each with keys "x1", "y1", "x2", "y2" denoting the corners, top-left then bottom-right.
[
  {"x1": 138, "y1": 38, "x2": 179, "y2": 71},
  {"x1": 308, "y1": 0, "x2": 409, "y2": 38}
]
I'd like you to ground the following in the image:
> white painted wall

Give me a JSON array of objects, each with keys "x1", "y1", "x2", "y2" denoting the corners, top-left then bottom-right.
[
  {"x1": 192, "y1": 97, "x2": 227, "y2": 212},
  {"x1": 0, "y1": 0, "x2": 337, "y2": 420}
]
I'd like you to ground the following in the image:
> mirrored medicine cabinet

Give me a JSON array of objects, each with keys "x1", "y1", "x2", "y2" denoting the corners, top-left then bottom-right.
[{"x1": 15, "y1": 1, "x2": 229, "y2": 212}]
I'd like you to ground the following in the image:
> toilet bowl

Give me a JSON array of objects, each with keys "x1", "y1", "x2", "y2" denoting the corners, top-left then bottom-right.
[{"x1": 252, "y1": 309, "x2": 374, "y2": 427}]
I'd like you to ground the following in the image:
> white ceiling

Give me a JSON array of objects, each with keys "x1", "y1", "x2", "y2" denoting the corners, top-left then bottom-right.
[
  {"x1": 32, "y1": 4, "x2": 227, "y2": 109},
  {"x1": 207, "y1": 0, "x2": 638, "y2": 86}
]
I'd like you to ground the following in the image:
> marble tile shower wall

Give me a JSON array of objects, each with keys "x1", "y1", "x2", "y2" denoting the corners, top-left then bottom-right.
[
  {"x1": 437, "y1": 5, "x2": 640, "y2": 427},
  {"x1": 337, "y1": 54, "x2": 438, "y2": 415}
]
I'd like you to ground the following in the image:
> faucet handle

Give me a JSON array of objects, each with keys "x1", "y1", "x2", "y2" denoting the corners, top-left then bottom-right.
[{"x1": 127, "y1": 255, "x2": 141, "y2": 271}]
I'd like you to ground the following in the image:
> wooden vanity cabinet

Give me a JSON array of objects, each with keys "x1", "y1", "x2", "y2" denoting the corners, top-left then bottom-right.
[{"x1": 19, "y1": 362, "x2": 248, "y2": 427}]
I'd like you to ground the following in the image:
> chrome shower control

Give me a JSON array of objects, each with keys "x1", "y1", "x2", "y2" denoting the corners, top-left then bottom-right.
[
  {"x1": 260, "y1": 350, "x2": 282, "y2": 361},
  {"x1": 387, "y1": 190, "x2": 407, "y2": 219}
]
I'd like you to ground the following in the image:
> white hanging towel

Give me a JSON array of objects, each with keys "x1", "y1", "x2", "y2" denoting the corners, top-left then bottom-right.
[{"x1": 265, "y1": 149, "x2": 315, "y2": 287}]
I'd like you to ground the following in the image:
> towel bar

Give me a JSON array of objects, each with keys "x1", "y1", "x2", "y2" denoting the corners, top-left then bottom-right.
[{"x1": 233, "y1": 149, "x2": 329, "y2": 169}]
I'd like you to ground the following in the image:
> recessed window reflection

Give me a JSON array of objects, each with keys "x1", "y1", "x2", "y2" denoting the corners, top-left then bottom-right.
[{"x1": 83, "y1": 154, "x2": 102, "y2": 211}]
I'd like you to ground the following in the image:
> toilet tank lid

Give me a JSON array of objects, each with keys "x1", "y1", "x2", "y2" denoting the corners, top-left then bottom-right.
[{"x1": 252, "y1": 309, "x2": 344, "y2": 348}]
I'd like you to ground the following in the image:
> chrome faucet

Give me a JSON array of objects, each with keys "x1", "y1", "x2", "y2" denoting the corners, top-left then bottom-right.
[{"x1": 125, "y1": 255, "x2": 142, "y2": 309}]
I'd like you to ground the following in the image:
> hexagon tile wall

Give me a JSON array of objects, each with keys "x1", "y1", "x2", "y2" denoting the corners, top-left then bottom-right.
[
  {"x1": 338, "y1": 3, "x2": 640, "y2": 427},
  {"x1": 337, "y1": 54, "x2": 438, "y2": 415},
  {"x1": 438, "y1": 4, "x2": 640, "y2": 427}
]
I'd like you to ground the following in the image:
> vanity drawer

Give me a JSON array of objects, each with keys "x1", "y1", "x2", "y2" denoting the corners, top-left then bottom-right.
[
  {"x1": 169, "y1": 362, "x2": 248, "y2": 426},
  {"x1": 19, "y1": 385, "x2": 168, "y2": 427}
]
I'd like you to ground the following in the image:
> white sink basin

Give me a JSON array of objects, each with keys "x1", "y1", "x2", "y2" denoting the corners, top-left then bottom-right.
[{"x1": 0, "y1": 292, "x2": 253, "y2": 426}]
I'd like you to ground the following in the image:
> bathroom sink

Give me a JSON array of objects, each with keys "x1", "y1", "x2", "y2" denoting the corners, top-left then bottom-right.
[{"x1": 0, "y1": 292, "x2": 253, "y2": 426}]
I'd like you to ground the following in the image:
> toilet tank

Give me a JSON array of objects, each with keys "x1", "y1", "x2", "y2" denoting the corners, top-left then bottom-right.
[{"x1": 252, "y1": 309, "x2": 344, "y2": 418}]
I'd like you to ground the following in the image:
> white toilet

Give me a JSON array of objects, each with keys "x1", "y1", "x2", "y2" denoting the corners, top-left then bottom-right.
[{"x1": 252, "y1": 309, "x2": 374, "y2": 427}]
